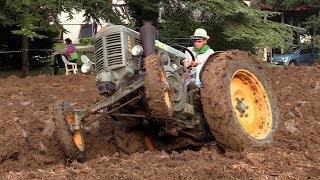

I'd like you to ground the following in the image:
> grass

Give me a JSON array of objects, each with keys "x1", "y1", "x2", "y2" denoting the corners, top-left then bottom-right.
[
  {"x1": 265, "y1": 63, "x2": 283, "y2": 68},
  {"x1": 0, "y1": 64, "x2": 96, "y2": 79},
  {"x1": 53, "y1": 42, "x2": 92, "y2": 51},
  {"x1": 0, "y1": 54, "x2": 95, "y2": 79},
  {"x1": 0, "y1": 40, "x2": 96, "y2": 79},
  {"x1": 53, "y1": 42, "x2": 95, "y2": 62},
  {"x1": 0, "y1": 67, "x2": 61, "y2": 79},
  {"x1": 53, "y1": 43, "x2": 67, "y2": 51}
]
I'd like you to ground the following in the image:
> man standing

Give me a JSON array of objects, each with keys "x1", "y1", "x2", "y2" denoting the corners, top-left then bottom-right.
[{"x1": 184, "y1": 28, "x2": 214, "y2": 87}]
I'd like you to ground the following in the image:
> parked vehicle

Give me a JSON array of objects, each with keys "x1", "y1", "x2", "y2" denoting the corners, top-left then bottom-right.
[{"x1": 272, "y1": 44, "x2": 319, "y2": 66}]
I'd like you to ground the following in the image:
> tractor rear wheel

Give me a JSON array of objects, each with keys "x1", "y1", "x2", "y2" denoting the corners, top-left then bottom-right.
[
  {"x1": 201, "y1": 50, "x2": 279, "y2": 150},
  {"x1": 54, "y1": 100, "x2": 86, "y2": 161}
]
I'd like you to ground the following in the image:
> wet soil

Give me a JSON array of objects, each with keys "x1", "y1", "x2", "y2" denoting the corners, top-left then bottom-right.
[{"x1": 1, "y1": 64, "x2": 320, "y2": 179}]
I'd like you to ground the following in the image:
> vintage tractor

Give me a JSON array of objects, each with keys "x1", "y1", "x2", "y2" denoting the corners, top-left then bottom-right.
[{"x1": 54, "y1": 23, "x2": 279, "y2": 161}]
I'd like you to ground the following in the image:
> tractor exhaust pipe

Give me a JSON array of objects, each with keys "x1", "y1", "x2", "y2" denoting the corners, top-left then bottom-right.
[
  {"x1": 140, "y1": 20, "x2": 174, "y2": 120},
  {"x1": 139, "y1": 20, "x2": 157, "y2": 57}
]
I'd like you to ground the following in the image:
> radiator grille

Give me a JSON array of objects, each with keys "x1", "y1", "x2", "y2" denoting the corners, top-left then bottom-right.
[
  {"x1": 106, "y1": 33, "x2": 123, "y2": 68},
  {"x1": 93, "y1": 37, "x2": 104, "y2": 72},
  {"x1": 135, "y1": 38, "x2": 142, "y2": 45}
]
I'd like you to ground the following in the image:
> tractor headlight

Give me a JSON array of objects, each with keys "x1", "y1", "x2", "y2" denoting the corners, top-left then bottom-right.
[
  {"x1": 131, "y1": 45, "x2": 144, "y2": 56},
  {"x1": 81, "y1": 63, "x2": 92, "y2": 74},
  {"x1": 172, "y1": 63, "x2": 178, "y2": 69}
]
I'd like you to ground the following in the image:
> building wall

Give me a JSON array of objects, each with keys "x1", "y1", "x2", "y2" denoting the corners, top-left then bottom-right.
[
  {"x1": 59, "y1": 11, "x2": 108, "y2": 44},
  {"x1": 61, "y1": 25, "x2": 82, "y2": 44},
  {"x1": 58, "y1": 0, "x2": 128, "y2": 44}
]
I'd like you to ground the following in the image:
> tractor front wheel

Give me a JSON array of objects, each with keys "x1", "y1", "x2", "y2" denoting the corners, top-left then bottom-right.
[
  {"x1": 54, "y1": 100, "x2": 86, "y2": 161},
  {"x1": 144, "y1": 54, "x2": 174, "y2": 120}
]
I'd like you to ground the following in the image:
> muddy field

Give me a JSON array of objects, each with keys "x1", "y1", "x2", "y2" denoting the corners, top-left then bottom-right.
[{"x1": 0, "y1": 65, "x2": 320, "y2": 179}]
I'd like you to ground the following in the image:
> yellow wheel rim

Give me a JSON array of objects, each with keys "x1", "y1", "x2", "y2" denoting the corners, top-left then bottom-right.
[
  {"x1": 66, "y1": 111, "x2": 75, "y2": 125},
  {"x1": 160, "y1": 69, "x2": 173, "y2": 110},
  {"x1": 144, "y1": 134, "x2": 156, "y2": 151},
  {"x1": 164, "y1": 92, "x2": 172, "y2": 110},
  {"x1": 230, "y1": 70, "x2": 272, "y2": 139},
  {"x1": 66, "y1": 111, "x2": 85, "y2": 151},
  {"x1": 73, "y1": 131, "x2": 85, "y2": 151}
]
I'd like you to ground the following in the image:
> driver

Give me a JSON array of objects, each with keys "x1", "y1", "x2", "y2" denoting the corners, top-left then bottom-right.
[{"x1": 184, "y1": 28, "x2": 214, "y2": 88}]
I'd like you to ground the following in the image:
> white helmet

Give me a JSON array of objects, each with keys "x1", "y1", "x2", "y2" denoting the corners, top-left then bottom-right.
[{"x1": 191, "y1": 28, "x2": 210, "y2": 40}]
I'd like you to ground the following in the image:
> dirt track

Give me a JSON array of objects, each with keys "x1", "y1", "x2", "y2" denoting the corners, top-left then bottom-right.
[{"x1": 1, "y1": 65, "x2": 320, "y2": 179}]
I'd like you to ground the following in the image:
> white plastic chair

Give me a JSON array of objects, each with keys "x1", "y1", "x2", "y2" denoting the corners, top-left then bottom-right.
[
  {"x1": 80, "y1": 55, "x2": 95, "y2": 74},
  {"x1": 61, "y1": 55, "x2": 78, "y2": 75}
]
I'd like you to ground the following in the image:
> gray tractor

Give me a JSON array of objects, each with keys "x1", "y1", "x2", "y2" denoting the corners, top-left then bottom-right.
[{"x1": 54, "y1": 23, "x2": 279, "y2": 161}]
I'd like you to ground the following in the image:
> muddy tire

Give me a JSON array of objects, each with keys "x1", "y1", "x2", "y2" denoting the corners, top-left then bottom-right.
[
  {"x1": 144, "y1": 54, "x2": 174, "y2": 119},
  {"x1": 114, "y1": 127, "x2": 148, "y2": 154},
  {"x1": 201, "y1": 50, "x2": 279, "y2": 150},
  {"x1": 289, "y1": 60, "x2": 298, "y2": 66},
  {"x1": 54, "y1": 100, "x2": 86, "y2": 161}
]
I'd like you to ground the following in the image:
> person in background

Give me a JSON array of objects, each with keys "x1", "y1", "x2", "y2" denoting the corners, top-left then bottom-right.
[
  {"x1": 64, "y1": 38, "x2": 78, "y2": 63},
  {"x1": 184, "y1": 28, "x2": 214, "y2": 87}
]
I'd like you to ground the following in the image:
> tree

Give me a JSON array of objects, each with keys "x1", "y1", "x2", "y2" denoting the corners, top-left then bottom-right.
[
  {"x1": 159, "y1": 0, "x2": 295, "y2": 51},
  {"x1": 0, "y1": 0, "x2": 120, "y2": 77},
  {"x1": 124, "y1": 0, "x2": 161, "y2": 28},
  {"x1": 257, "y1": 0, "x2": 320, "y2": 48},
  {"x1": 0, "y1": 25, "x2": 58, "y2": 70},
  {"x1": 257, "y1": 0, "x2": 320, "y2": 8}
]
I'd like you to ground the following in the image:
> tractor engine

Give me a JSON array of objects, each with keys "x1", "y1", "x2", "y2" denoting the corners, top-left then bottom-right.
[
  {"x1": 93, "y1": 25, "x2": 143, "y2": 96},
  {"x1": 93, "y1": 25, "x2": 186, "y2": 106}
]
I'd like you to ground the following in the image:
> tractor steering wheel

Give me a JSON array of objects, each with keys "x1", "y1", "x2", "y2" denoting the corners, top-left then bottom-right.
[{"x1": 170, "y1": 45, "x2": 195, "y2": 66}]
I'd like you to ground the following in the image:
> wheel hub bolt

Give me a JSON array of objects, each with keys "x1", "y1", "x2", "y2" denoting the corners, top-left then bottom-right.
[{"x1": 235, "y1": 97, "x2": 249, "y2": 117}]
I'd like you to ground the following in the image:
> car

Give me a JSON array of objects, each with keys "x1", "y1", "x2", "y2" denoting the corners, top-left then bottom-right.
[{"x1": 272, "y1": 44, "x2": 319, "y2": 66}]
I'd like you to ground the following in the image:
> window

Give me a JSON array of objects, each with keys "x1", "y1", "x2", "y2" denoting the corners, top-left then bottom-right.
[
  {"x1": 300, "y1": 46, "x2": 313, "y2": 54},
  {"x1": 284, "y1": 45, "x2": 299, "y2": 54},
  {"x1": 78, "y1": 24, "x2": 93, "y2": 38}
]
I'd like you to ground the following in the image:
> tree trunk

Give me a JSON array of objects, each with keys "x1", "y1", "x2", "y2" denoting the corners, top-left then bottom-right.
[{"x1": 21, "y1": 35, "x2": 29, "y2": 77}]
